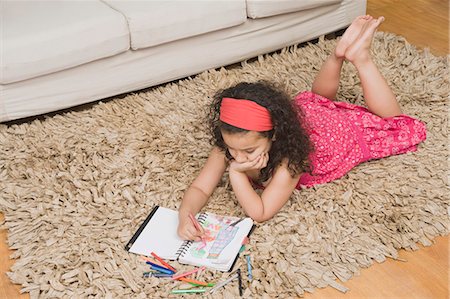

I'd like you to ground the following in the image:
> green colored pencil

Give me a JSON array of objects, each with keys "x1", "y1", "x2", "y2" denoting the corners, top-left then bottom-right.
[
  {"x1": 171, "y1": 288, "x2": 206, "y2": 294},
  {"x1": 185, "y1": 281, "x2": 215, "y2": 287}
]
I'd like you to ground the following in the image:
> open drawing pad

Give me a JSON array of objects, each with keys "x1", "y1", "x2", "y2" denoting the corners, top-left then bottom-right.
[{"x1": 125, "y1": 206, "x2": 254, "y2": 272}]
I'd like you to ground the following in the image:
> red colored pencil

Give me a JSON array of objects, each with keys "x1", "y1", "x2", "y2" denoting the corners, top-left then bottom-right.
[{"x1": 151, "y1": 252, "x2": 176, "y2": 272}]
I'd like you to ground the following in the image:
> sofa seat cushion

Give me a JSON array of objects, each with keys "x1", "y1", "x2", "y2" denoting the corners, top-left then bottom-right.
[
  {"x1": 1, "y1": 0, "x2": 130, "y2": 84},
  {"x1": 246, "y1": 0, "x2": 342, "y2": 19},
  {"x1": 103, "y1": 0, "x2": 247, "y2": 50}
]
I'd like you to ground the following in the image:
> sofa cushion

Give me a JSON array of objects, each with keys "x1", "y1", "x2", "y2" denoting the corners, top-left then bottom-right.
[
  {"x1": 246, "y1": 0, "x2": 342, "y2": 19},
  {"x1": 1, "y1": 0, "x2": 130, "y2": 84},
  {"x1": 103, "y1": 0, "x2": 247, "y2": 50}
]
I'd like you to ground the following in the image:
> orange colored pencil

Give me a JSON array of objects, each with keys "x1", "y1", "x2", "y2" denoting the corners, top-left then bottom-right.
[
  {"x1": 177, "y1": 277, "x2": 209, "y2": 286},
  {"x1": 141, "y1": 255, "x2": 159, "y2": 264}
]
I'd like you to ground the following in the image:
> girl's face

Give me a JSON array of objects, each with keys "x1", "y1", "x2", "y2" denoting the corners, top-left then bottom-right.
[{"x1": 221, "y1": 130, "x2": 272, "y2": 163}]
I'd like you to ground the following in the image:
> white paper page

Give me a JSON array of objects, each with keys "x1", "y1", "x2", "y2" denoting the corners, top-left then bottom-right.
[{"x1": 128, "y1": 207, "x2": 184, "y2": 260}]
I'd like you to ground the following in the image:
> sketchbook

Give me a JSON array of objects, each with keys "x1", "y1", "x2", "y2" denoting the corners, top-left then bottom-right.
[{"x1": 125, "y1": 206, "x2": 255, "y2": 272}]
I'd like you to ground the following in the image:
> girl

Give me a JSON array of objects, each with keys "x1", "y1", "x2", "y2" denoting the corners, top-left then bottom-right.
[{"x1": 177, "y1": 15, "x2": 426, "y2": 241}]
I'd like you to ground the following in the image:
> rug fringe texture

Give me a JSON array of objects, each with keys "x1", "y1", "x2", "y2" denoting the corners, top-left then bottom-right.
[{"x1": 0, "y1": 32, "x2": 449, "y2": 298}]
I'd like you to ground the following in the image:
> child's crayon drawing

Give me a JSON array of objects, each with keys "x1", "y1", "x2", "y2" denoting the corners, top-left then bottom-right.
[
  {"x1": 207, "y1": 225, "x2": 238, "y2": 259},
  {"x1": 190, "y1": 248, "x2": 206, "y2": 258},
  {"x1": 188, "y1": 215, "x2": 240, "y2": 259}
]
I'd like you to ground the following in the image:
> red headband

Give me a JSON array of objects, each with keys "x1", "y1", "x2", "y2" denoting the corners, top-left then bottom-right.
[{"x1": 219, "y1": 97, "x2": 273, "y2": 131}]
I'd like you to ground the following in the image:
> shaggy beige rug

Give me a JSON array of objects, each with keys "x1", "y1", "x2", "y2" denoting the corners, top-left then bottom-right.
[{"x1": 1, "y1": 32, "x2": 448, "y2": 298}]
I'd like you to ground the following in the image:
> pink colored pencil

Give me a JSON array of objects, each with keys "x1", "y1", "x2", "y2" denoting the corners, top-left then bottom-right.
[
  {"x1": 172, "y1": 266, "x2": 206, "y2": 280},
  {"x1": 188, "y1": 213, "x2": 202, "y2": 231},
  {"x1": 188, "y1": 213, "x2": 207, "y2": 248}
]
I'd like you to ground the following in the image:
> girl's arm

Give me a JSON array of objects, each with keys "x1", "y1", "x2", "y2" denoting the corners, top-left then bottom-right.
[
  {"x1": 178, "y1": 147, "x2": 227, "y2": 240},
  {"x1": 229, "y1": 161, "x2": 299, "y2": 222}
]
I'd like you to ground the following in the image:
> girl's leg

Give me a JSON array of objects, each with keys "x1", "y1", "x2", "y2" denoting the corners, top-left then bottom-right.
[
  {"x1": 345, "y1": 17, "x2": 402, "y2": 118},
  {"x1": 311, "y1": 54, "x2": 344, "y2": 100},
  {"x1": 312, "y1": 15, "x2": 372, "y2": 100}
]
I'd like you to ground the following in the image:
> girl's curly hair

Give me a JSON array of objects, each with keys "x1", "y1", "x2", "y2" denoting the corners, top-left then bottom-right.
[{"x1": 209, "y1": 81, "x2": 312, "y2": 183}]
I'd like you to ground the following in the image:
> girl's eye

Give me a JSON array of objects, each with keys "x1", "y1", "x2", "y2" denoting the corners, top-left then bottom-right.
[{"x1": 245, "y1": 149, "x2": 255, "y2": 154}]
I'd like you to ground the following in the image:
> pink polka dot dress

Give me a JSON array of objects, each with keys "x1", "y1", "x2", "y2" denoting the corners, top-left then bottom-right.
[{"x1": 295, "y1": 91, "x2": 427, "y2": 188}]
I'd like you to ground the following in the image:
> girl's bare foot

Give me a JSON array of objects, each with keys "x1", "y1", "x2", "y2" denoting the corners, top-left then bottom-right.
[
  {"x1": 345, "y1": 16, "x2": 385, "y2": 65},
  {"x1": 335, "y1": 15, "x2": 372, "y2": 58}
]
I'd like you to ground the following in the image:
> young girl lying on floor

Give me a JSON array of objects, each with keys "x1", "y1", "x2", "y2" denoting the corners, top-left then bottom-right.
[{"x1": 177, "y1": 15, "x2": 426, "y2": 241}]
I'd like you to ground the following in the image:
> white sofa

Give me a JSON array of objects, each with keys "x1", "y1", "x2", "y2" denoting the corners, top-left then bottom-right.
[{"x1": 0, "y1": 0, "x2": 366, "y2": 122}]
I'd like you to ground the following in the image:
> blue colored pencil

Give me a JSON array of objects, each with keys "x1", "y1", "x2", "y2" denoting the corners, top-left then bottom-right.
[
  {"x1": 152, "y1": 273, "x2": 173, "y2": 278},
  {"x1": 146, "y1": 261, "x2": 175, "y2": 275},
  {"x1": 245, "y1": 255, "x2": 252, "y2": 281}
]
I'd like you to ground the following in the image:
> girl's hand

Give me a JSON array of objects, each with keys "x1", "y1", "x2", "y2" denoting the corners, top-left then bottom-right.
[
  {"x1": 177, "y1": 214, "x2": 205, "y2": 241},
  {"x1": 229, "y1": 152, "x2": 269, "y2": 173}
]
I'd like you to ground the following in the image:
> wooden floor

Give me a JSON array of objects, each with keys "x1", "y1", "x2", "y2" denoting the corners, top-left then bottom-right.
[
  {"x1": 367, "y1": 0, "x2": 448, "y2": 56},
  {"x1": 1, "y1": 1, "x2": 448, "y2": 298}
]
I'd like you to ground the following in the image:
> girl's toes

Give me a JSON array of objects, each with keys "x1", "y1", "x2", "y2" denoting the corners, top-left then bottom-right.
[{"x1": 375, "y1": 16, "x2": 385, "y2": 26}]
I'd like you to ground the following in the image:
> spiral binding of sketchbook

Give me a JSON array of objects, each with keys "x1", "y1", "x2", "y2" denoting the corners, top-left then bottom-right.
[{"x1": 175, "y1": 212, "x2": 208, "y2": 258}]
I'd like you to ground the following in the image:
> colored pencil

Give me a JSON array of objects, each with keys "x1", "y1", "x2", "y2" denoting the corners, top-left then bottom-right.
[
  {"x1": 237, "y1": 268, "x2": 243, "y2": 296},
  {"x1": 171, "y1": 289, "x2": 206, "y2": 294},
  {"x1": 152, "y1": 273, "x2": 173, "y2": 278},
  {"x1": 188, "y1": 213, "x2": 202, "y2": 231},
  {"x1": 230, "y1": 217, "x2": 243, "y2": 227},
  {"x1": 146, "y1": 262, "x2": 175, "y2": 275},
  {"x1": 209, "y1": 273, "x2": 239, "y2": 294},
  {"x1": 141, "y1": 255, "x2": 159, "y2": 264},
  {"x1": 188, "y1": 212, "x2": 206, "y2": 247},
  {"x1": 185, "y1": 281, "x2": 215, "y2": 287},
  {"x1": 177, "y1": 277, "x2": 209, "y2": 286},
  {"x1": 245, "y1": 255, "x2": 253, "y2": 281},
  {"x1": 172, "y1": 266, "x2": 205, "y2": 280},
  {"x1": 151, "y1": 251, "x2": 176, "y2": 272}
]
